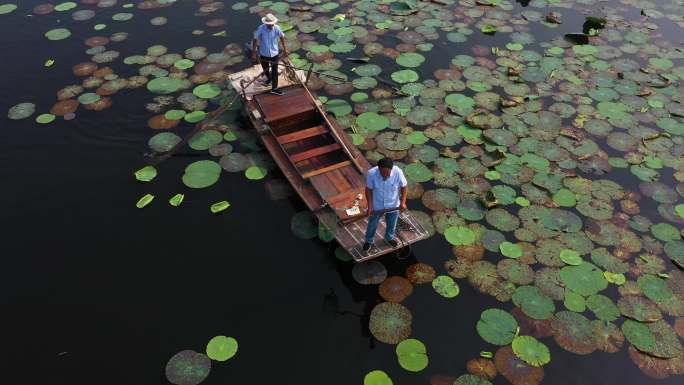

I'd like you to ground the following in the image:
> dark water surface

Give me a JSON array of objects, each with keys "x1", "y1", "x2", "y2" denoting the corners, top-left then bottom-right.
[{"x1": 1, "y1": 1, "x2": 682, "y2": 385}]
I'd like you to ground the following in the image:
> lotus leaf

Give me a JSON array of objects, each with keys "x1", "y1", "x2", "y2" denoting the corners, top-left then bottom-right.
[
  {"x1": 432, "y1": 275, "x2": 460, "y2": 298},
  {"x1": 35, "y1": 114, "x2": 55, "y2": 124},
  {"x1": 356, "y1": 112, "x2": 389, "y2": 131},
  {"x1": 45, "y1": 28, "x2": 71, "y2": 40},
  {"x1": 512, "y1": 336, "x2": 550, "y2": 367},
  {"x1": 147, "y1": 77, "x2": 185, "y2": 94},
  {"x1": 165, "y1": 350, "x2": 211, "y2": 385},
  {"x1": 169, "y1": 193, "x2": 184, "y2": 207},
  {"x1": 445, "y1": 226, "x2": 476, "y2": 246},
  {"x1": 369, "y1": 302, "x2": 412, "y2": 344},
  {"x1": 396, "y1": 338, "x2": 428, "y2": 372},
  {"x1": 182, "y1": 160, "x2": 221, "y2": 189},
  {"x1": 245, "y1": 166, "x2": 267, "y2": 180},
  {"x1": 651, "y1": 223, "x2": 681, "y2": 242},
  {"x1": 134, "y1": 166, "x2": 157, "y2": 182},
  {"x1": 559, "y1": 262, "x2": 607, "y2": 296},
  {"x1": 564, "y1": 290, "x2": 586, "y2": 312},
  {"x1": 476, "y1": 308, "x2": 518, "y2": 346},
  {"x1": 78, "y1": 93, "x2": 100, "y2": 105},
  {"x1": 404, "y1": 162, "x2": 433, "y2": 183},
  {"x1": 453, "y1": 374, "x2": 493, "y2": 385},
  {"x1": 291, "y1": 211, "x2": 318, "y2": 240},
  {"x1": 591, "y1": 320, "x2": 625, "y2": 353},
  {"x1": 512, "y1": 286, "x2": 555, "y2": 320},
  {"x1": 559, "y1": 249, "x2": 582, "y2": 265},
  {"x1": 184, "y1": 111, "x2": 207, "y2": 123},
  {"x1": 622, "y1": 319, "x2": 656, "y2": 353},
  {"x1": 396, "y1": 52, "x2": 425, "y2": 68},
  {"x1": 193, "y1": 84, "x2": 221, "y2": 99},
  {"x1": 638, "y1": 275, "x2": 674, "y2": 303},
  {"x1": 619, "y1": 295, "x2": 662, "y2": 322},
  {"x1": 494, "y1": 346, "x2": 545, "y2": 385},
  {"x1": 585, "y1": 294, "x2": 620, "y2": 321},
  {"x1": 326, "y1": 99, "x2": 352, "y2": 116},
  {"x1": 7, "y1": 102, "x2": 35, "y2": 120},
  {"x1": 552, "y1": 311, "x2": 596, "y2": 355},
  {"x1": 364, "y1": 370, "x2": 393, "y2": 385},
  {"x1": 0, "y1": 4, "x2": 17, "y2": 14},
  {"x1": 165, "y1": 110, "x2": 186, "y2": 120},
  {"x1": 136, "y1": 194, "x2": 154, "y2": 209},
  {"x1": 189, "y1": 130, "x2": 222, "y2": 151},
  {"x1": 500, "y1": 242, "x2": 523, "y2": 259},
  {"x1": 206, "y1": 335, "x2": 237, "y2": 361},
  {"x1": 498, "y1": 259, "x2": 534, "y2": 285},
  {"x1": 391, "y1": 69, "x2": 419, "y2": 84}
]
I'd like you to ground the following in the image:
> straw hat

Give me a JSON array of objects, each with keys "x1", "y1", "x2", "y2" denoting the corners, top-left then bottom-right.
[{"x1": 261, "y1": 13, "x2": 278, "y2": 25}]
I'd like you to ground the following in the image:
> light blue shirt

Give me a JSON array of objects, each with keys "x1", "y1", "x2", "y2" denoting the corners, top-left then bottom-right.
[
  {"x1": 254, "y1": 24, "x2": 284, "y2": 58},
  {"x1": 366, "y1": 166, "x2": 408, "y2": 211}
]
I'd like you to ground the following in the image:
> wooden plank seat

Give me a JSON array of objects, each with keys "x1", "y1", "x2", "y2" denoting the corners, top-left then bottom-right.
[
  {"x1": 254, "y1": 87, "x2": 315, "y2": 124},
  {"x1": 277, "y1": 125, "x2": 329, "y2": 144},
  {"x1": 290, "y1": 143, "x2": 342, "y2": 163},
  {"x1": 301, "y1": 160, "x2": 351, "y2": 179}
]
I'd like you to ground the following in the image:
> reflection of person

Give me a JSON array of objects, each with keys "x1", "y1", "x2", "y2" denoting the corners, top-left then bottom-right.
[
  {"x1": 251, "y1": 13, "x2": 289, "y2": 95},
  {"x1": 363, "y1": 157, "x2": 408, "y2": 251}
]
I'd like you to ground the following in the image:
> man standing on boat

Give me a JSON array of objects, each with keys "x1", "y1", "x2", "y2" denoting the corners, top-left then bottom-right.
[
  {"x1": 251, "y1": 13, "x2": 289, "y2": 95},
  {"x1": 363, "y1": 157, "x2": 408, "y2": 252}
]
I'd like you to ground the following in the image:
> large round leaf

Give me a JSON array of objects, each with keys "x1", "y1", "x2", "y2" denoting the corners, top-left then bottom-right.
[
  {"x1": 512, "y1": 336, "x2": 550, "y2": 367},
  {"x1": 476, "y1": 308, "x2": 518, "y2": 346}
]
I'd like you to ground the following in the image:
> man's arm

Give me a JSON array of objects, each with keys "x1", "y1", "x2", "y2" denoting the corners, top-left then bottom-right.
[
  {"x1": 399, "y1": 186, "x2": 407, "y2": 211},
  {"x1": 365, "y1": 187, "x2": 373, "y2": 215},
  {"x1": 279, "y1": 36, "x2": 289, "y2": 56}
]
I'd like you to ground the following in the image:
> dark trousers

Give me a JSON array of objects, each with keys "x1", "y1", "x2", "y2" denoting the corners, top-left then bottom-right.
[{"x1": 259, "y1": 55, "x2": 279, "y2": 90}]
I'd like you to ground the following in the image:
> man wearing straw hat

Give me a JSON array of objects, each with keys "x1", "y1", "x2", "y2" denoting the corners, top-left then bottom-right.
[{"x1": 251, "y1": 13, "x2": 289, "y2": 95}]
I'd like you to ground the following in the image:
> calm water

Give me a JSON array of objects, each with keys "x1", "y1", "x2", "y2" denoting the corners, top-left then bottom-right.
[{"x1": 1, "y1": 1, "x2": 682, "y2": 384}]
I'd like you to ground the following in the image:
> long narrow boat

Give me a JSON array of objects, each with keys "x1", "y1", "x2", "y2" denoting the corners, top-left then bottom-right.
[{"x1": 228, "y1": 62, "x2": 429, "y2": 262}]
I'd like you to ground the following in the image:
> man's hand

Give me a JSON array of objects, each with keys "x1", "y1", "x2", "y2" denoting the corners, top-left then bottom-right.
[
  {"x1": 251, "y1": 52, "x2": 257, "y2": 62},
  {"x1": 367, "y1": 205, "x2": 373, "y2": 216},
  {"x1": 400, "y1": 202, "x2": 408, "y2": 211},
  {"x1": 282, "y1": 49, "x2": 289, "y2": 57}
]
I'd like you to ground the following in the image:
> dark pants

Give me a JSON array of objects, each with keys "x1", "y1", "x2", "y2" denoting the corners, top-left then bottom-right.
[{"x1": 259, "y1": 54, "x2": 279, "y2": 90}]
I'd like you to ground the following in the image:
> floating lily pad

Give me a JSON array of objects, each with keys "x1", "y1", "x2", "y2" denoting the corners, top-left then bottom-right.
[
  {"x1": 210, "y1": 201, "x2": 230, "y2": 214},
  {"x1": 182, "y1": 160, "x2": 221, "y2": 189},
  {"x1": 445, "y1": 226, "x2": 476, "y2": 246},
  {"x1": 432, "y1": 275, "x2": 460, "y2": 298},
  {"x1": 184, "y1": 111, "x2": 207, "y2": 123},
  {"x1": 136, "y1": 194, "x2": 154, "y2": 209},
  {"x1": 369, "y1": 302, "x2": 412, "y2": 344},
  {"x1": 396, "y1": 52, "x2": 425, "y2": 68},
  {"x1": 35, "y1": 113, "x2": 55, "y2": 124},
  {"x1": 0, "y1": 4, "x2": 17, "y2": 14},
  {"x1": 494, "y1": 346, "x2": 545, "y2": 385},
  {"x1": 404, "y1": 162, "x2": 433, "y2": 183},
  {"x1": 512, "y1": 336, "x2": 550, "y2": 367},
  {"x1": 193, "y1": 84, "x2": 221, "y2": 99},
  {"x1": 396, "y1": 338, "x2": 428, "y2": 372},
  {"x1": 45, "y1": 28, "x2": 71, "y2": 40},
  {"x1": 564, "y1": 290, "x2": 586, "y2": 313},
  {"x1": 189, "y1": 130, "x2": 222, "y2": 150},
  {"x1": 357, "y1": 112, "x2": 389, "y2": 131},
  {"x1": 391, "y1": 69, "x2": 419, "y2": 83},
  {"x1": 477, "y1": 308, "x2": 518, "y2": 346},
  {"x1": 379, "y1": 276, "x2": 413, "y2": 303},
  {"x1": 500, "y1": 242, "x2": 523, "y2": 259},
  {"x1": 245, "y1": 166, "x2": 267, "y2": 180},
  {"x1": 586, "y1": 294, "x2": 620, "y2": 321},
  {"x1": 512, "y1": 286, "x2": 556, "y2": 320},
  {"x1": 618, "y1": 295, "x2": 662, "y2": 322},
  {"x1": 8, "y1": 102, "x2": 35, "y2": 120},
  {"x1": 291, "y1": 211, "x2": 317, "y2": 240},
  {"x1": 559, "y1": 249, "x2": 582, "y2": 265},
  {"x1": 622, "y1": 319, "x2": 656, "y2": 353},
  {"x1": 206, "y1": 336, "x2": 237, "y2": 361},
  {"x1": 552, "y1": 311, "x2": 596, "y2": 355},
  {"x1": 147, "y1": 77, "x2": 185, "y2": 94},
  {"x1": 165, "y1": 350, "x2": 211, "y2": 385},
  {"x1": 406, "y1": 263, "x2": 436, "y2": 285},
  {"x1": 559, "y1": 262, "x2": 608, "y2": 296},
  {"x1": 364, "y1": 370, "x2": 393, "y2": 385},
  {"x1": 169, "y1": 193, "x2": 184, "y2": 207},
  {"x1": 134, "y1": 166, "x2": 157, "y2": 182}
]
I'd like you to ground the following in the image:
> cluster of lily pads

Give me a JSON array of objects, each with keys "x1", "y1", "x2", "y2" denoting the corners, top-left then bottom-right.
[{"x1": 3, "y1": 0, "x2": 684, "y2": 384}]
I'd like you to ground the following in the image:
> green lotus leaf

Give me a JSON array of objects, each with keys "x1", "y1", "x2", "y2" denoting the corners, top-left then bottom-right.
[
  {"x1": 182, "y1": 160, "x2": 221, "y2": 189},
  {"x1": 0, "y1": 4, "x2": 17, "y2": 14},
  {"x1": 481, "y1": 24, "x2": 497, "y2": 34},
  {"x1": 564, "y1": 289, "x2": 586, "y2": 312},
  {"x1": 354, "y1": 64, "x2": 382, "y2": 77},
  {"x1": 559, "y1": 262, "x2": 608, "y2": 296},
  {"x1": 552, "y1": 311, "x2": 596, "y2": 355},
  {"x1": 552, "y1": 188, "x2": 576, "y2": 207},
  {"x1": 445, "y1": 226, "x2": 476, "y2": 246},
  {"x1": 193, "y1": 83, "x2": 221, "y2": 99},
  {"x1": 500, "y1": 242, "x2": 523, "y2": 259},
  {"x1": 396, "y1": 52, "x2": 425, "y2": 68},
  {"x1": 404, "y1": 162, "x2": 433, "y2": 182},
  {"x1": 364, "y1": 370, "x2": 393, "y2": 385},
  {"x1": 245, "y1": 166, "x2": 268, "y2": 180},
  {"x1": 134, "y1": 165, "x2": 157, "y2": 182},
  {"x1": 650, "y1": 222, "x2": 681, "y2": 242},
  {"x1": 136, "y1": 193, "x2": 154, "y2": 208},
  {"x1": 45, "y1": 28, "x2": 71, "y2": 41},
  {"x1": 206, "y1": 336, "x2": 237, "y2": 361},
  {"x1": 637, "y1": 274, "x2": 673, "y2": 303},
  {"x1": 35, "y1": 113, "x2": 56, "y2": 124},
  {"x1": 78, "y1": 93, "x2": 101, "y2": 105},
  {"x1": 512, "y1": 285, "x2": 555, "y2": 320},
  {"x1": 164, "y1": 109, "x2": 186, "y2": 120},
  {"x1": 149, "y1": 132, "x2": 181, "y2": 152},
  {"x1": 391, "y1": 69, "x2": 419, "y2": 84},
  {"x1": 356, "y1": 112, "x2": 389, "y2": 131},
  {"x1": 512, "y1": 336, "x2": 550, "y2": 367},
  {"x1": 559, "y1": 249, "x2": 582, "y2": 265},
  {"x1": 174, "y1": 59, "x2": 195, "y2": 69},
  {"x1": 618, "y1": 295, "x2": 661, "y2": 322},
  {"x1": 210, "y1": 201, "x2": 230, "y2": 213},
  {"x1": 189, "y1": 130, "x2": 222, "y2": 150},
  {"x1": 147, "y1": 77, "x2": 185, "y2": 95},
  {"x1": 396, "y1": 338, "x2": 428, "y2": 372},
  {"x1": 476, "y1": 308, "x2": 518, "y2": 346},
  {"x1": 184, "y1": 111, "x2": 207, "y2": 123},
  {"x1": 622, "y1": 319, "x2": 656, "y2": 353},
  {"x1": 406, "y1": 131, "x2": 429, "y2": 145},
  {"x1": 169, "y1": 193, "x2": 185, "y2": 207},
  {"x1": 586, "y1": 294, "x2": 620, "y2": 321},
  {"x1": 432, "y1": 275, "x2": 460, "y2": 298},
  {"x1": 326, "y1": 99, "x2": 352, "y2": 116}
]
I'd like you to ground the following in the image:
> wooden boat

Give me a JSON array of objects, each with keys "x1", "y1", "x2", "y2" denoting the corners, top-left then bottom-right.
[{"x1": 228, "y1": 61, "x2": 429, "y2": 262}]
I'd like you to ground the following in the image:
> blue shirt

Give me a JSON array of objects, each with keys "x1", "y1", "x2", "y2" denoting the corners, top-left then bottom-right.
[
  {"x1": 366, "y1": 166, "x2": 408, "y2": 211},
  {"x1": 253, "y1": 24, "x2": 284, "y2": 58}
]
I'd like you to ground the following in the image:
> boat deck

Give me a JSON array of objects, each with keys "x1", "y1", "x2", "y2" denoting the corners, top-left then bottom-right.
[{"x1": 232, "y1": 64, "x2": 429, "y2": 262}]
